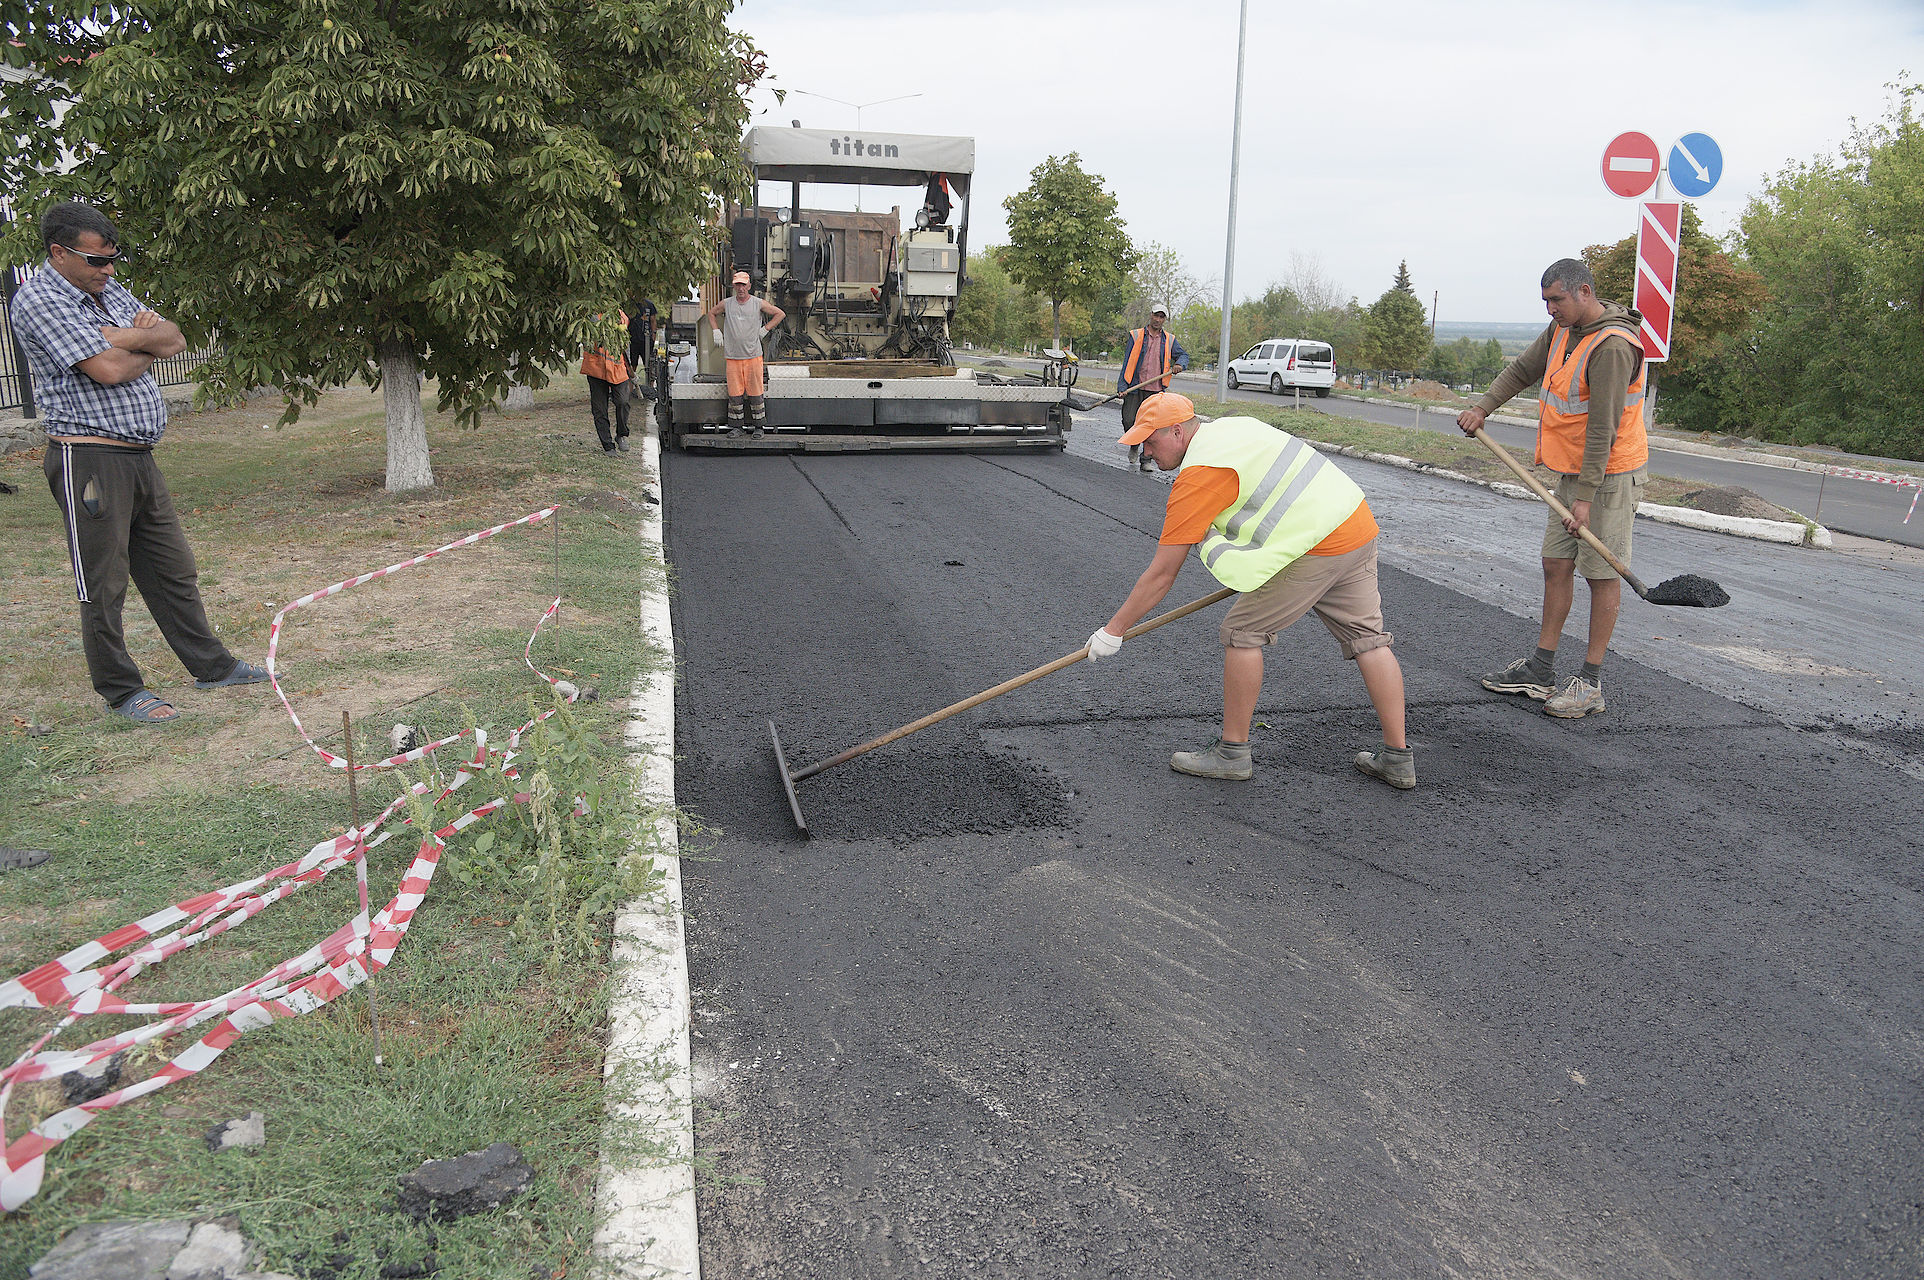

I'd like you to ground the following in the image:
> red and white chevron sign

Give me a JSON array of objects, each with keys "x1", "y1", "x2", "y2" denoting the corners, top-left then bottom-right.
[{"x1": 1634, "y1": 200, "x2": 1682, "y2": 362}]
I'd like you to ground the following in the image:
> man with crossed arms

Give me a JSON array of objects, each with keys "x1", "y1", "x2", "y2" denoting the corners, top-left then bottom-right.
[
  {"x1": 1085, "y1": 393, "x2": 1413, "y2": 789},
  {"x1": 12, "y1": 201, "x2": 268, "y2": 725}
]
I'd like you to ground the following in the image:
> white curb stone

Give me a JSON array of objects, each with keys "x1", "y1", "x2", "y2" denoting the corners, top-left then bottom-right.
[{"x1": 594, "y1": 426, "x2": 699, "y2": 1279}]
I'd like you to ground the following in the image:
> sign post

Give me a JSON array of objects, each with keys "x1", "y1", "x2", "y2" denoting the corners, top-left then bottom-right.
[{"x1": 1633, "y1": 201, "x2": 1683, "y2": 362}]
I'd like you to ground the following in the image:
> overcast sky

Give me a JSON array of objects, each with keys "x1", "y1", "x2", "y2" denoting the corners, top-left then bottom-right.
[{"x1": 731, "y1": 0, "x2": 1924, "y2": 323}]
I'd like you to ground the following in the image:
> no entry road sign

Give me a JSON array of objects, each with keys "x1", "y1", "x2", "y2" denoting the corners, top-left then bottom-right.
[
  {"x1": 1667, "y1": 132, "x2": 1723, "y2": 199},
  {"x1": 1634, "y1": 201, "x2": 1683, "y2": 361},
  {"x1": 1602, "y1": 131, "x2": 1661, "y2": 199}
]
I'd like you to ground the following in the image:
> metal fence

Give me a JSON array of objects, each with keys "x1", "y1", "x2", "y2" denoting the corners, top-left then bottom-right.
[{"x1": 2, "y1": 264, "x2": 218, "y2": 415}]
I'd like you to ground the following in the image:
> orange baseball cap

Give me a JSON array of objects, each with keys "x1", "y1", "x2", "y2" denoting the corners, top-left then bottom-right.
[
  {"x1": 1117, "y1": 392, "x2": 1196, "y2": 445},
  {"x1": 731, "y1": 271, "x2": 750, "y2": 284}
]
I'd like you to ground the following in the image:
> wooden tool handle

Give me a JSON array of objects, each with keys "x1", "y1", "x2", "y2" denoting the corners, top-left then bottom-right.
[
  {"x1": 1472, "y1": 428, "x2": 1649, "y2": 597},
  {"x1": 791, "y1": 586, "x2": 1236, "y2": 782}
]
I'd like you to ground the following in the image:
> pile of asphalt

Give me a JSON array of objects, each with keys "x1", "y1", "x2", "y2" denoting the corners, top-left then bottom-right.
[
  {"x1": 695, "y1": 730, "x2": 1074, "y2": 843},
  {"x1": 1645, "y1": 572, "x2": 1731, "y2": 607}
]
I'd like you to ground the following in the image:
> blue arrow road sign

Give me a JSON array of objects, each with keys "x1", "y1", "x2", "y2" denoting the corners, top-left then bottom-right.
[{"x1": 1668, "y1": 132, "x2": 1723, "y2": 198}]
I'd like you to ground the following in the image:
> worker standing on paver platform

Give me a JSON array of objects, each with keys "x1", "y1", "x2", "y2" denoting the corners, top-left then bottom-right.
[
  {"x1": 708, "y1": 271, "x2": 785, "y2": 433},
  {"x1": 1456, "y1": 258, "x2": 1648, "y2": 720},
  {"x1": 1087, "y1": 393, "x2": 1414, "y2": 788},
  {"x1": 1117, "y1": 304, "x2": 1188, "y2": 473}
]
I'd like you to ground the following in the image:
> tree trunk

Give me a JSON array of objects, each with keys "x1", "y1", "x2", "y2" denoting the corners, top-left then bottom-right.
[{"x1": 379, "y1": 338, "x2": 434, "y2": 493}]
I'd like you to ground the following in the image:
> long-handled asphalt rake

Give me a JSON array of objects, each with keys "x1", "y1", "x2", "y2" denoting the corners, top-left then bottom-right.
[
  {"x1": 769, "y1": 587, "x2": 1235, "y2": 834},
  {"x1": 1472, "y1": 428, "x2": 1730, "y2": 607}
]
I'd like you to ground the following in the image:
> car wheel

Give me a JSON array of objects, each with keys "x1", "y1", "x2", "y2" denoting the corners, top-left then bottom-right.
[
  {"x1": 1315, "y1": 386, "x2": 1330, "y2": 399},
  {"x1": 1270, "y1": 374, "x2": 1282, "y2": 395},
  {"x1": 1227, "y1": 368, "x2": 1239, "y2": 390}
]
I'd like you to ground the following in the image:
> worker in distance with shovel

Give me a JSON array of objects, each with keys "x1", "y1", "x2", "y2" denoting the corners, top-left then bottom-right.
[{"x1": 1086, "y1": 393, "x2": 1414, "y2": 789}]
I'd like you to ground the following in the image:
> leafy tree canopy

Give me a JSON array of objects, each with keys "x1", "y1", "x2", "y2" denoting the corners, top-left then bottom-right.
[
  {"x1": 1001, "y1": 153, "x2": 1135, "y2": 350},
  {"x1": 1360, "y1": 260, "x2": 1429, "y2": 371},
  {"x1": 2, "y1": 0, "x2": 763, "y2": 489}
]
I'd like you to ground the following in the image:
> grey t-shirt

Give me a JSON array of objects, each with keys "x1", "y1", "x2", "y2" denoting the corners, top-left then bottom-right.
[{"x1": 721, "y1": 296, "x2": 765, "y2": 360}]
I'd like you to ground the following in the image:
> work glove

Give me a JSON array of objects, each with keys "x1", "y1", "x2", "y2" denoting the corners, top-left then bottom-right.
[{"x1": 1086, "y1": 627, "x2": 1124, "y2": 661}]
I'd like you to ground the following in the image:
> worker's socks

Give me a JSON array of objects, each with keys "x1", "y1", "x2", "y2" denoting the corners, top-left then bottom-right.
[
  {"x1": 1527, "y1": 646, "x2": 1558, "y2": 684},
  {"x1": 1579, "y1": 660, "x2": 1602, "y2": 682}
]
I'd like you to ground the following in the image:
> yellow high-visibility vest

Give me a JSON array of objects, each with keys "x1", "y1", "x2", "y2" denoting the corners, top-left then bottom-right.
[{"x1": 1179, "y1": 417, "x2": 1367, "y2": 591}]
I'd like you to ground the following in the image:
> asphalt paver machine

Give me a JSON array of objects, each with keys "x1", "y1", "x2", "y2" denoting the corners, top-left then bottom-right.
[{"x1": 658, "y1": 126, "x2": 1071, "y2": 453}]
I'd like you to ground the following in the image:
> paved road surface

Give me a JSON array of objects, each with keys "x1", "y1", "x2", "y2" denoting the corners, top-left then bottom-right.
[
  {"x1": 664, "y1": 436, "x2": 1922, "y2": 1278},
  {"x1": 991, "y1": 356, "x2": 1924, "y2": 546}
]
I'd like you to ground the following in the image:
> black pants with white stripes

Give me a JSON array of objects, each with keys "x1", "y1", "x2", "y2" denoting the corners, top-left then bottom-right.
[{"x1": 43, "y1": 441, "x2": 236, "y2": 709}]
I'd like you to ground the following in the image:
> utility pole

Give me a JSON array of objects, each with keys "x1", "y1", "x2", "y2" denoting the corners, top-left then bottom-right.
[
  {"x1": 1214, "y1": 0, "x2": 1248, "y2": 404},
  {"x1": 1430, "y1": 290, "x2": 1438, "y2": 343}
]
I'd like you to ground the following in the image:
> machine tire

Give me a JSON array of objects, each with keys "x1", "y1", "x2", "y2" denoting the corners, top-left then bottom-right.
[
  {"x1": 1269, "y1": 373, "x2": 1283, "y2": 395},
  {"x1": 1227, "y1": 368, "x2": 1240, "y2": 390},
  {"x1": 1315, "y1": 386, "x2": 1331, "y2": 398}
]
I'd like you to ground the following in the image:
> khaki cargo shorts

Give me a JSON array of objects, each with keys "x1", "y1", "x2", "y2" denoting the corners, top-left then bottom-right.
[
  {"x1": 1221, "y1": 540, "x2": 1393, "y2": 660},
  {"x1": 1542, "y1": 469, "x2": 1646, "y2": 580}
]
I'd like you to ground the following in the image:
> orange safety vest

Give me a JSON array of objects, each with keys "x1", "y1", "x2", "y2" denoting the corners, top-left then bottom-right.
[
  {"x1": 1535, "y1": 324, "x2": 1647, "y2": 475},
  {"x1": 1122, "y1": 327, "x2": 1175, "y2": 390},
  {"x1": 580, "y1": 310, "x2": 630, "y2": 384}
]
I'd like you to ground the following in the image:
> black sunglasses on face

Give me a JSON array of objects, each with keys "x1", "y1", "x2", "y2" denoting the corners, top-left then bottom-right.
[{"x1": 57, "y1": 244, "x2": 128, "y2": 268}]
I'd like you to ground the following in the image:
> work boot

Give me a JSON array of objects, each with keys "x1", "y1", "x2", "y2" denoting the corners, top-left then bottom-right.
[
  {"x1": 1544, "y1": 674, "x2": 1606, "y2": 719},
  {"x1": 615, "y1": 435, "x2": 630, "y2": 452},
  {"x1": 1481, "y1": 656, "x2": 1553, "y2": 701},
  {"x1": 1353, "y1": 744, "x2": 1416, "y2": 790},
  {"x1": 1170, "y1": 738, "x2": 1253, "y2": 780}
]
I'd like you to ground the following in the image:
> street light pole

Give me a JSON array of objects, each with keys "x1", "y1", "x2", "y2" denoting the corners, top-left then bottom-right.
[
  {"x1": 1215, "y1": 0, "x2": 1248, "y2": 405},
  {"x1": 788, "y1": 90, "x2": 923, "y2": 213}
]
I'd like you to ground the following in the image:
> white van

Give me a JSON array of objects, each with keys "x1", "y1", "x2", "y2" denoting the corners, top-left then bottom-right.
[{"x1": 1225, "y1": 338, "x2": 1337, "y2": 397}]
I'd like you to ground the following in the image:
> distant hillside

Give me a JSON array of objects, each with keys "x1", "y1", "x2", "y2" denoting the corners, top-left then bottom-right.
[{"x1": 1433, "y1": 320, "x2": 1545, "y2": 357}]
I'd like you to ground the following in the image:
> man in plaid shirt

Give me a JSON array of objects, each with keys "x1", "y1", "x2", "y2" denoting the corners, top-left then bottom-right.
[{"x1": 13, "y1": 201, "x2": 268, "y2": 724}]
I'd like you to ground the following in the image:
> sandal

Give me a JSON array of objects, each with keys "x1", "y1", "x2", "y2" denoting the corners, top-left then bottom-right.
[
  {"x1": 0, "y1": 847, "x2": 52, "y2": 872},
  {"x1": 108, "y1": 690, "x2": 179, "y2": 724},
  {"x1": 196, "y1": 659, "x2": 271, "y2": 689}
]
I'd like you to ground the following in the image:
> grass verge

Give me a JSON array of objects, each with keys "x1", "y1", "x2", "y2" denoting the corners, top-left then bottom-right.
[{"x1": 0, "y1": 379, "x2": 665, "y2": 1277}]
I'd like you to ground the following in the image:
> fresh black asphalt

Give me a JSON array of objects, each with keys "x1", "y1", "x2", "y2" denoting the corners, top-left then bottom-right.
[{"x1": 664, "y1": 446, "x2": 1921, "y2": 1278}]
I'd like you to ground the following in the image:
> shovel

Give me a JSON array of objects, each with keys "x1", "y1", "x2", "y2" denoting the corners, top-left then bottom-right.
[
  {"x1": 1471, "y1": 428, "x2": 1729, "y2": 607},
  {"x1": 769, "y1": 586, "x2": 1235, "y2": 834}
]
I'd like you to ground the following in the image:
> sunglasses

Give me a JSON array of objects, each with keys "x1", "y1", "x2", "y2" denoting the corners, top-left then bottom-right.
[{"x1": 57, "y1": 244, "x2": 129, "y2": 268}]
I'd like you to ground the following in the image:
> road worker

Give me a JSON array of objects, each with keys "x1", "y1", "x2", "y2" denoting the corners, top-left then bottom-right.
[
  {"x1": 1086, "y1": 393, "x2": 1413, "y2": 788},
  {"x1": 1457, "y1": 258, "x2": 1647, "y2": 719}
]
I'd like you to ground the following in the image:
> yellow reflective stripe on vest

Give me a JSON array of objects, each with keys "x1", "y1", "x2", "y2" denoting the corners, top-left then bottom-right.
[
  {"x1": 1180, "y1": 417, "x2": 1366, "y2": 591},
  {"x1": 1221, "y1": 435, "x2": 1310, "y2": 540},
  {"x1": 1205, "y1": 451, "x2": 1330, "y2": 572}
]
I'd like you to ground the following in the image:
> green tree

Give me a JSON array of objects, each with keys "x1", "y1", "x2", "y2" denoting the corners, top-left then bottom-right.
[
  {"x1": 1001, "y1": 153, "x2": 1137, "y2": 350},
  {"x1": 1359, "y1": 260, "x2": 1429, "y2": 371},
  {"x1": 2, "y1": 0, "x2": 761, "y2": 491}
]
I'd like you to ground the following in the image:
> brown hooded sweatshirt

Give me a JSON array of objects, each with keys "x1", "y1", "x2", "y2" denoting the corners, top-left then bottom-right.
[{"x1": 1475, "y1": 300, "x2": 1646, "y2": 501}]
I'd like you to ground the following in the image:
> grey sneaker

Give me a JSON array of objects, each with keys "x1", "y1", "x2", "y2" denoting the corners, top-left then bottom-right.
[
  {"x1": 1544, "y1": 675, "x2": 1605, "y2": 719},
  {"x1": 615, "y1": 435, "x2": 630, "y2": 452},
  {"x1": 1354, "y1": 745, "x2": 1416, "y2": 790},
  {"x1": 1171, "y1": 738, "x2": 1253, "y2": 780},
  {"x1": 1481, "y1": 657, "x2": 1553, "y2": 700}
]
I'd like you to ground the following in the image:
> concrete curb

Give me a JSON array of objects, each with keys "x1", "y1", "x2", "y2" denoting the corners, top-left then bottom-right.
[
  {"x1": 1302, "y1": 439, "x2": 1833, "y2": 549},
  {"x1": 594, "y1": 428, "x2": 700, "y2": 1279}
]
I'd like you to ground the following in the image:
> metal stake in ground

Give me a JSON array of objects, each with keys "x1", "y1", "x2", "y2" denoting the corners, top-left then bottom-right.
[
  {"x1": 1471, "y1": 428, "x2": 1730, "y2": 607},
  {"x1": 341, "y1": 711, "x2": 386, "y2": 1066},
  {"x1": 769, "y1": 586, "x2": 1236, "y2": 833}
]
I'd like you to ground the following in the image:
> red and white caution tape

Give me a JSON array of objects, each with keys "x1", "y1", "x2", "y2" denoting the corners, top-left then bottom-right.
[
  {"x1": 1, "y1": 505, "x2": 582, "y2": 1212},
  {"x1": 1819, "y1": 466, "x2": 1923, "y2": 524}
]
